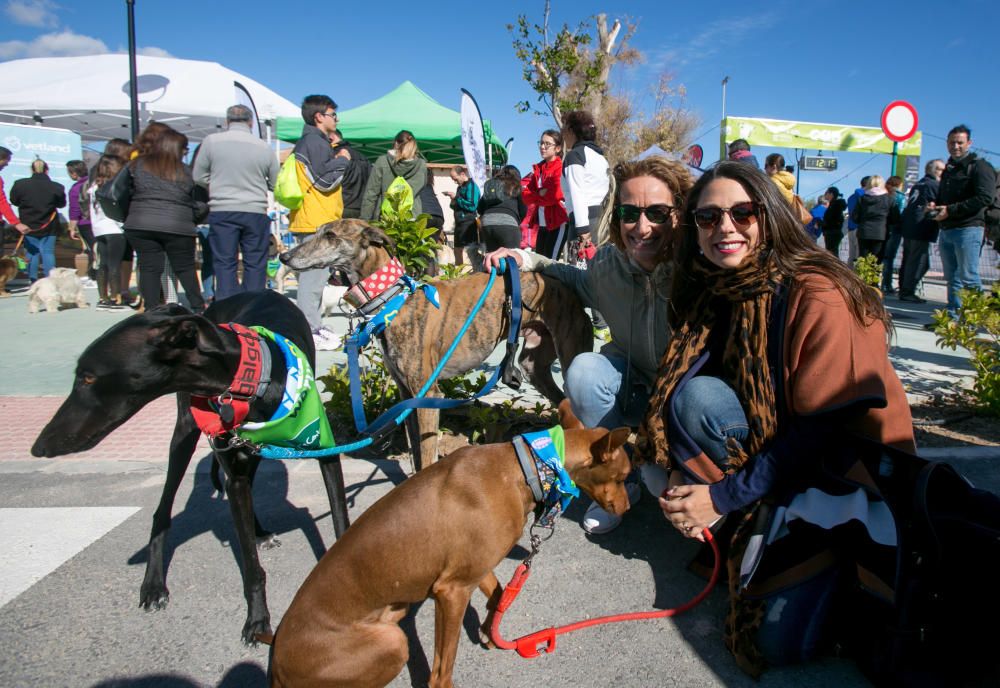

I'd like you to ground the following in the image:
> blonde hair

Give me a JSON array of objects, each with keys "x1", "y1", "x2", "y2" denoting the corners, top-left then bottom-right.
[
  {"x1": 393, "y1": 130, "x2": 418, "y2": 162},
  {"x1": 603, "y1": 156, "x2": 694, "y2": 261},
  {"x1": 866, "y1": 175, "x2": 884, "y2": 189}
]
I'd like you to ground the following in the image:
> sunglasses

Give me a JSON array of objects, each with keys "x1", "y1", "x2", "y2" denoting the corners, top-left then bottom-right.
[
  {"x1": 615, "y1": 204, "x2": 674, "y2": 224},
  {"x1": 692, "y1": 202, "x2": 759, "y2": 230}
]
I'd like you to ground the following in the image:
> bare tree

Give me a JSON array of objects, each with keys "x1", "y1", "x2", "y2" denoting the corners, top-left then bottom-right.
[{"x1": 509, "y1": 3, "x2": 699, "y2": 164}]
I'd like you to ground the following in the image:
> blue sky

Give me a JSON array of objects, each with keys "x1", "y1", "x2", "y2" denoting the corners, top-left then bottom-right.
[{"x1": 2, "y1": 0, "x2": 998, "y2": 200}]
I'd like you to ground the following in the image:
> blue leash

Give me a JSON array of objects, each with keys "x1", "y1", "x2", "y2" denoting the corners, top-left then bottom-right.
[{"x1": 260, "y1": 258, "x2": 522, "y2": 459}]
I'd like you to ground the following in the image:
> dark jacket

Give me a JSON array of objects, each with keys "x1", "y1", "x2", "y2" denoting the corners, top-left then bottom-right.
[
  {"x1": 332, "y1": 140, "x2": 371, "y2": 213},
  {"x1": 901, "y1": 175, "x2": 940, "y2": 242},
  {"x1": 851, "y1": 192, "x2": 896, "y2": 241},
  {"x1": 9, "y1": 173, "x2": 66, "y2": 237},
  {"x1": 123, "y1": 159, "x2": 198, "y2": 236},
  {"x1": 822, "y1": 197, "x2": 847, "y2": 234},
  {"x1": 450, "y1": 180, "x2": 479, "y2": 221},
  {"x1": 937, "y1": 153, "x2": 996, "y2": 229},
  {"x1": 478, "y1": 186, "x2": 527, "y2": 226},
  {"x1": 417, "y1": 183, "x2": 444, "y2": 227}
]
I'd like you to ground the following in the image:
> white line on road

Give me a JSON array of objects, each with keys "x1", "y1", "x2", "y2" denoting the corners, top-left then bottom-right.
[{"x1": 0, "y1": 506, "x2": 141, "y2": 608}]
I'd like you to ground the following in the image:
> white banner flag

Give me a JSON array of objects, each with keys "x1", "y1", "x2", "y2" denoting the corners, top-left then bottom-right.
[{"x1": 460, "y1": 88, "x2": 487, "y2": 192}]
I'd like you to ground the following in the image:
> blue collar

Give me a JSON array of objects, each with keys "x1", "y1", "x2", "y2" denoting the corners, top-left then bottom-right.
[
  {"x1": 516, "y1": 427, "x2": 579, "y2": 529},
  {"x1": 349, "y1": 274, "x2": 439, "y2": 347}
]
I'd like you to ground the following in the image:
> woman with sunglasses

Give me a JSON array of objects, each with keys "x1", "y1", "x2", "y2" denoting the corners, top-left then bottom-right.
[
  {"x1": 520, "y1": 129, "x2": 569, "y2": 257},
  {"x1": 639, "y1": 161, "x2": 915, "y2": 674},
  {"x1": 485, "y1": 156, "x2": 693, "y2": 533}
]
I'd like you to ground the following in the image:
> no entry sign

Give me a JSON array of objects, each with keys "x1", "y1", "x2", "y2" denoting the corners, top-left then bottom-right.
[{"x1": 881, "y1": 101, "x2": 919, "y2": 142}]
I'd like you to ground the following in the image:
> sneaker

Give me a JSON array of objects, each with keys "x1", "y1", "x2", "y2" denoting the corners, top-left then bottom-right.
[
  {"x1": 312, "y1": 327, "x2": 342, "y2": 351},
  {"x1": 899, "y1": 294, "x2": 926, "y2": 304},
  {"x1": 582, "y1": 481, "x2": 641, "y2": 535},
  {"x1": 98, "y1": 298, "x2": 129, "y2": 312}
]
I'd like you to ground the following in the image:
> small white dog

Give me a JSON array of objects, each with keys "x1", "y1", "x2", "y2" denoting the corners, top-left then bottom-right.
[
  {"x1": 27, "y1": 267, "x2": 89, "y2": 314},
  {"x1": 321, "y1": 284, "x2": 347, "y2": 317}
]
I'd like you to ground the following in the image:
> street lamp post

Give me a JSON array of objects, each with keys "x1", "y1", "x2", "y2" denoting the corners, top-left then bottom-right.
[
  {"x1": 720, "y1": 76, "x2": 730, "y2": 161},
  {"x1": 126, "y1": 0, "x2": 139, "y2": 140}
]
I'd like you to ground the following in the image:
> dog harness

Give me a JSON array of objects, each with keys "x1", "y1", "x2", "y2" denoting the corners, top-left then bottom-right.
[
  {"x1": 190, "y1": 323, "x2": 271, "y2": 435},
  {"x1": 512, "y1": 426, "x2": 580, "y2": 529},
  {"x1": 190, "y1": 325, "x2": 334, "y2": 451}
]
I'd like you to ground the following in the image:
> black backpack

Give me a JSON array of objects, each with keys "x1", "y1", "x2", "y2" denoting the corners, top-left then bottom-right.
[
  {"x1": 840, "y1": 448, "x2": 1000, "y2": 687},
  {"x1": 479, "y1": 177, "x2": 507, "y2": 209},
  {"x1": 984, "y1": 169, "x2": 1000, "y2": 246}
]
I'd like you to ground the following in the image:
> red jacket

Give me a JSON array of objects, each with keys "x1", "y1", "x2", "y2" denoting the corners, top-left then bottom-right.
[
  {"x1": 0, "y1": 177, "x2": 19, "y2": 225},
  {"x1": 520, "y1": 157, "x2": 568, "y2": 249}
]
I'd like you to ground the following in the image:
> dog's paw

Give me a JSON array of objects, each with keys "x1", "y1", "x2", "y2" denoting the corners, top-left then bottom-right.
[
  {"x1": 478, "y1": 625, "x2": 497, "y2": 649},
  {"x1": 242, "y1": 617, "x2": 273, "y2": 646},
  {"x1": 257, "y1": 533, "x2": 281, "y2": 550},
  {"x1": 139, "y1": 584, "x2": 170, "y2": 611}
]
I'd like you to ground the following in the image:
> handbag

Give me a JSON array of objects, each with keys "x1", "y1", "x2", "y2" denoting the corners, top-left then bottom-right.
[
  {"x1": 840, "y1": 446, "x2": 1000, "y2": 687},
  {"x1": 96, "y1": 165, "x2": 132, "y2": 222}
]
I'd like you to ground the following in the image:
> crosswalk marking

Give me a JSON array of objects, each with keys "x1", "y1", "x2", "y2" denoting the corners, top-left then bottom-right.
[{"x1": 0, "y1": 507, "x2": 140, "y2": 608}]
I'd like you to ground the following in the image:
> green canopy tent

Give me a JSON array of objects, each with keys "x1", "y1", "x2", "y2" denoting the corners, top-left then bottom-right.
[{"x1": 275, "y1": 81, "x2": 508, "y2": 165}]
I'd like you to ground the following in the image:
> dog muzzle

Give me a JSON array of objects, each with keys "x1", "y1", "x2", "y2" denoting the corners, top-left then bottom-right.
[{"x1": 344, "y1": 258, "x2": 407, "y2": 316}]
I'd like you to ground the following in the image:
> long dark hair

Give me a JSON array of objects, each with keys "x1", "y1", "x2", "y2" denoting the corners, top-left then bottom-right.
[
  {"x1": 496, "y1": 165, "x2": 522, "y2": 197},
  {"x1": 132, "y1": 123, "x2": 188, "y2": 182},
  {"x1": 674, "y1": 161, "x2": 890, "y2": 332}
]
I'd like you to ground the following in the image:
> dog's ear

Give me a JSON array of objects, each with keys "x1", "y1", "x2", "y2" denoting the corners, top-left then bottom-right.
[
  {"x1": 557, "y1": 399, "x2": 585, "y2": 430},
  {"x1": 148, "y1": 315, "x2": 224, "y2": 359},
  {"x1": 363, "y1": 224, "x2": 394, "y2": 250},
  {"x1": 590, "y1": 427, "x2": 632, "y2": 464}
]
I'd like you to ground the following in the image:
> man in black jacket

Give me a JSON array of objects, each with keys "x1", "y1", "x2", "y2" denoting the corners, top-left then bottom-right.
[
  {"x1": 330, "y1": 129, "x2": 371, "y2": 219},
  {"x1": 821, "y1": 186, "x2": 847, "y2": 255},
  {"x1": 9, "y1": 159, "x2": 66, "y2": 282},
  {"x1": 927, "y1": 125, "x2": 996, "y2": 318},
  {"x1": 898, "y1": 159, "x2": 945, "y2": 302}
]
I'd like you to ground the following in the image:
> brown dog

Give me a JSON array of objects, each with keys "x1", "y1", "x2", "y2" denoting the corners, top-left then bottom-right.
[
  {"x1": 280, "y1": 219, "x2": 593, "y2": 470},
  {"x1": 0, "y1": 256, "x2": 17, "y2": 296},
  {"x1": 268, "y1": 402, "x2": 632, "y2": 687}
]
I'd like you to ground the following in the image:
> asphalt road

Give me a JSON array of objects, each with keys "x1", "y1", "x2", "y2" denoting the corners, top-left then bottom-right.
[{"x1": 0, "y1": 280, "x2": 996, "y2": 687}]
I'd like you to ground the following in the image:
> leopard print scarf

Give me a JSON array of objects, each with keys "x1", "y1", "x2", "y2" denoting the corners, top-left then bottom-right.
[{"x1": 637, "y1": 250, "x2": 781, "y2": 471}]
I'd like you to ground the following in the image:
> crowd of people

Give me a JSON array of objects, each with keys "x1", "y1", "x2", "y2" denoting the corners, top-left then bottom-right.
[{"x1": 2, "y1": 97, "x2": 999, "y2": 679}]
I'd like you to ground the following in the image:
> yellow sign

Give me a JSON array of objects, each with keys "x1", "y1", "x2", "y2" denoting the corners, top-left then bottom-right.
[{"x1": 723, "y1": 116, "x2": 922, "y2": 156}]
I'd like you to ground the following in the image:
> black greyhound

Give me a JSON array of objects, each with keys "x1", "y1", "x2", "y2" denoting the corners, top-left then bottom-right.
[{"x1": 31, "y1": 291, "x2": 350, "y2": 644}]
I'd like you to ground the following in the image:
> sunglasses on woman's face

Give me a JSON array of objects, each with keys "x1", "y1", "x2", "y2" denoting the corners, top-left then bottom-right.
[
  {"x1": 692, "y1": 202, "x2": 759, "y2": 230},
  {"x1": 615, "y1": 204, "x2": 674, "y2": 224}
]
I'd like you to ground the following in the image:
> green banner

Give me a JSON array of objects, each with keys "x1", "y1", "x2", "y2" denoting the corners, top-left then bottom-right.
[{"x1": 722, "y1": 116, "x2": 922, "y2": 156}]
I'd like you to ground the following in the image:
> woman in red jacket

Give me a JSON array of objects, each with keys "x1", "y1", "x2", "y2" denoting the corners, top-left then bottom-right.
[{"x1": 520, "y1": 129, "x2": 569, "y2": 258}]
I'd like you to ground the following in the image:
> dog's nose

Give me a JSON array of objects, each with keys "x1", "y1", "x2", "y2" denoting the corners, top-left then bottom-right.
[{"x1": 278, "y1": 251, "x2": 291, "y2": 265}]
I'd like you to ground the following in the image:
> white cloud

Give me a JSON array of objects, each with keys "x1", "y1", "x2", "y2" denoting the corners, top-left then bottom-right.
[
  {"x1": 4, "y1": 0, "x2": 59, "y2": 28},
  {"x1": 649, "y1": 12, "x2": 779, "y2": 71},
  {"x1": 137, "y1": 46, "x2": 172, "y2": 58},
  {"x1": 0, "y1": 30, "x2": 108, "y2": 59}
]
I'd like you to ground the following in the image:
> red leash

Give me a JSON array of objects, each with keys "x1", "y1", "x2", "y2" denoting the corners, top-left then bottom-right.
[{"x1": 490, "y1": 526, "x2": 720, "y2": 659}]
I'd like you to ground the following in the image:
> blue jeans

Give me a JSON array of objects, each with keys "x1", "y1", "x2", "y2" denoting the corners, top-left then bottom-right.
[
  {"x1": 674, "y1": 375, "x2": 837, "y2": 666},
  {"x1": 938, "y1": 226, "x2": 983, "y2": 316},
  {"x1": 880, "y1": 231, "x2": 903, "y2": 292},
  {"x1": 206, "y1": 211, "x2": 271, "y2": 301},
  {"x1": 23, "y1": 234, "x2": 56, "y2": 282},
  {"x1": 197, "y1": 226, "x2": 214, "y2": 300},
  {"x1": 563, "y1": 353, "x2": 650, "y2": 429}
]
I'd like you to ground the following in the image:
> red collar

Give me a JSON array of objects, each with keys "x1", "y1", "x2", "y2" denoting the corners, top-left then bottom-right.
[
  {"x1": 344, "y1": 258, "x2": 406, "y2": 310},
  {"x1": 190, "y1": 323, "x2": 270, "y2": 437}
]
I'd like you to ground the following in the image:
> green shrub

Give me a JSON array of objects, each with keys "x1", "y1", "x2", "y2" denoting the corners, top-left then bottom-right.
[
  {"x1": 931, "y1": 288, "x2": 1000, "y2": 415},
  {"x1": 854, "y1": 254, "x2": 882, "y2": 289},
  {"x1": 374, "y1": 192, "x2": 439, "y2": 278}
]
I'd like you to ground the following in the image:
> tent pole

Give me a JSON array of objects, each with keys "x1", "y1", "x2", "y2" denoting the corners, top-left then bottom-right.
[{"x1": 126, "y1": 0, "x2": 139, "y2": 140}]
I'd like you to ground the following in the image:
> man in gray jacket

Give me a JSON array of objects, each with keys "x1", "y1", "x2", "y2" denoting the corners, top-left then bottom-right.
[{"x1": 193, "y1": 104, "x2": 279, "y2": 301}]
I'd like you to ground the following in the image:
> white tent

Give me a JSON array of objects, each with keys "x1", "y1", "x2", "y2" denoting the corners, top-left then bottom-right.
[{"x1": 0, "y1": 54, "x2": 300, "y2": 143}]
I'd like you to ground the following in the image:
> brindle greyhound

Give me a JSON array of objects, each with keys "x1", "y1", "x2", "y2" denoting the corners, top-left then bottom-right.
[
  {"x1": 31, "y1": 292, "x2": 350, "y2": 644},
  {"x1": 280, "y1": 218, "x2": 593, "y2": 470}
]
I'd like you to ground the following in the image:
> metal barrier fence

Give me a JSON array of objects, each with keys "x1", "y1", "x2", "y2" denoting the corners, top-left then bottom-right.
[{"x1": 830, "y1": 234, "x2": 999, "y2": 285}]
